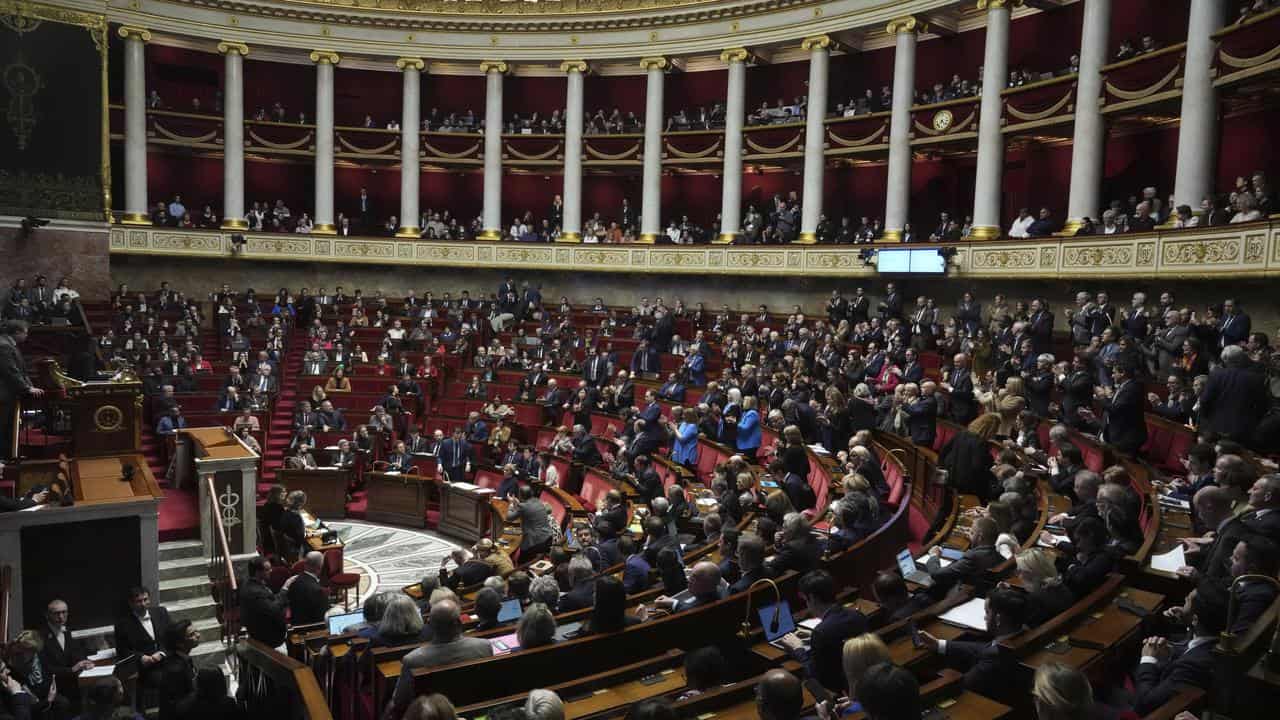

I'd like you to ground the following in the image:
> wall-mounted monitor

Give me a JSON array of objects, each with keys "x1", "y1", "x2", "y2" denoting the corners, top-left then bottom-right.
[{"x1": 875, "y1": 248, "x2": 947, "y2": 274}]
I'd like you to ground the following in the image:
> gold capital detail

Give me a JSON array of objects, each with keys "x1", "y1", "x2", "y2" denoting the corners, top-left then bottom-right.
[
  {"x1": 116, "y1": 26, "x2": 151, "y2": 42},
  {"x1": 639, "y1": 57, "x2": 668, "y2": 71},
  {"x1": 560, "y1": 60, "x2": 588, "y2": 74},
  {"x1": 977, "y1": 0, "x2": 1024, "y2": 10},
  {"x1": 720, "y1": 48, "x2": 750, "y2": 64},
  {"x1": 968, "y1": 225, "x2": 1001, "y2": 240},
  {"x1": 217, "y1": 41, "x2": 249, "y2": 56},
  {"x1": 396, "y1": 57, "x2": 425, "y2": 71},
  {"x1": 886, "y1": 16, "x2": 928, "y2": 36},
  {"x1": 479, "y1": 60, "x2": 509, "y2": 75},
  {"x1": 309, "y1": 50, "x2": 341, "y2": 65},
  {"x1": 801, "y1": 35, "x2": 833, "y2": 52}
]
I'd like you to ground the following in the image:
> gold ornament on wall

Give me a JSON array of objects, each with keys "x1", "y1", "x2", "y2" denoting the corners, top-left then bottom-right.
[
  {"x1": 931, "y1": 109, "x2": 954, "y2": 133},
  {"x1": 94, "y1": 405, "x2": 124, "y2": 432}
]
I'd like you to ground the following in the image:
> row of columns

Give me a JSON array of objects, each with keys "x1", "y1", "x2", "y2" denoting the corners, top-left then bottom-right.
[{"x1": 116, "y1": 0, "x2": 1226, "y2": 240}]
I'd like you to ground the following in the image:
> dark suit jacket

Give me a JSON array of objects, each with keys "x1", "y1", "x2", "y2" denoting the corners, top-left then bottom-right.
[
  {"x1": 623, "y1": 554, "x2": 652, "y2": 594},
  {"x1": 807, "y1": 606, "x2": 869, "y2": 692},
  {"x1": 1133, "y1": 639, "x2": 1217, "y2": 715},
  {"x1": 287, "y1": 573, "x2": 329, "y2": 625},
  {"x1": 945, "y1": 639, "x2": 1017, "y2": 699},
  {"x1": 1199, "y1": 366, "x2": 1268, "y2": 441},
  {"x1": 926, "y1": 544, "x2": 1002, "y2": 595},
  {"x1": 114, "y1": 606, "x2": 171, "y2": 659},
  {"x1": 903, "y1": 396, "x2": 937, "y2": 448},
  {"x1": 947, "y1": 369, "x2": 976, "y2": 423},
  {"x1": 157, "y1": 654, "x2": 196, "y2": 720},
  {"x1": 1101, "y1": 380, "x2": 1147, "y2": 454},
  {"x1": 38, "y1": 626, "x2": 86, "y2": 684},
  {"x1": 240, "y1": 577, "x2": 289, "y2": 647},
  {"x1": 766, "y1": 536, "x2": 821, "y2": 576},
  {"x1": 558, "y1": 581, "x2": 595, "y2": 612}
]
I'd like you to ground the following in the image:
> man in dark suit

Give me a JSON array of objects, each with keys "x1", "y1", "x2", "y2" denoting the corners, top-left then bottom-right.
[
  {"x1": 662, "y1": 561, "x2": 724, "y2": 613},
  {"x1": 1026, "y1": 299, "x2": 1054, "y2": 355},
  {"x1": 920, "y1": 587, "x2": 1027, "y2": 700},
  {"x1": 39, "y1": 598, "x2": 95, "y2": 706},
  {"x1": 584, "y1": 349, "x2": 612, "y2": 387},
  {"x1": 1023, "y1": 354, "x2": 1056, "y2": 417},
  {"x1": 113, "y1": 586, "x2": 172, "y2": 686},
  {"x1": 776, "y1": 570, "x2": 868, "y2": 692},
  {"x1": 621, "y1": 419, "x2": 660, "y2": 464},
  {"x1": 943, "y1": 353, "x2": 977, "y2": 424},
  {"x1": 1060, "y1": 355, "x2": 1096, "y2": 430},
  {"x1": 439, "y1": 428, "x2": 474, "y2": 483},
  {"x1": 1099, "y1": 362, "x2": 1147, "y2": 456},
  {"x1": 285, "y1": 552, "x2": 331, "y2": 625},
  {"x1": 571, "y1": 425, "x2": 604, "y2": 467},
  {"x1": 620, "y1": 535, "x2": 652, "y2": 595},
  {"x1": 878, "y1": 283, "x2": 903, "y2": 321},
  {"x1": 240, "y1": 556, "x2": 289, "y2": 647},
  {"x1": 1132, "y1": 593, "x2": 1223, "y2": 715},
  {"x1": 1198, "y1": 345, "x2": 1267, "y2": 442},
  {"x1": 438, "y1": 547, "x2": 494, "y2": 590},
  {"x1": 0, "y1": 320, "x2": 44, "y2": 460},
  {"x1": 1217, "y1": 298, "x2": 1250, "y2": 348},
  {"x1": 901, "y1": 385, "x2": 937, "y2": 449},
  {"x1": 1196, "y1": 475, "x2": 1280, "y2": 587},
  {"x1": 924, "y1": 517, "x2": 1003, "y2": 596}
]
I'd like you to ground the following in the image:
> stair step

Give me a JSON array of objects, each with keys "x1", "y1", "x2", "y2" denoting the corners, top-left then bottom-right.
[
  {"x1": 159, "y1": 555, "x2": 210, "y2": 581},
  {"x1": 158, "y1": 539, "x2": 205, "y2": 562},
  {"x1": 159, "y1": 575, "x2": 210, "y2": 603},
  {"x1": 165, "y1": 595, "x2": 221, "y2": 623}
]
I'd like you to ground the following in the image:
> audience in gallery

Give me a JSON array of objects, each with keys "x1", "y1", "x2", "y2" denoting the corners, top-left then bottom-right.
[{"x1": 1236, "y1": 0, "x2": 1280, "y2": 24}]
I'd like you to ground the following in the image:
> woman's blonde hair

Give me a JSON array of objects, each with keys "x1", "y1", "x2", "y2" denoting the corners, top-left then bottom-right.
[
  {"x1": 1031, "y1": 663, "x2": 1093, "y2": 720},
  {"x1": 1015, "y1": 548, "x2": 1060, "y2": 591},
  {"x1": 967, "y1": 413, "x2": 1002, "y2": 440},
  {"x1": 841, "y1": 633, "x2": 890, "y2": 696}
]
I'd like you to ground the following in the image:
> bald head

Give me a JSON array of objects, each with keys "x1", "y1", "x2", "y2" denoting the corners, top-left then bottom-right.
[
  {"x1": 688, "y1": 561, "x2": 722, "y2": 596},
  {"x1": 428, "y1": 598, "x2": 462, "y2": 640},
  {"x1": 757, "y1": 669, "x2": 803, "y2": 720},
  {"x1": 304, "y1": 551, "x2": 324, "y2": 574},
  {"x1": 1193, "y1": 486, "x2": 1235, "y2": 528}
]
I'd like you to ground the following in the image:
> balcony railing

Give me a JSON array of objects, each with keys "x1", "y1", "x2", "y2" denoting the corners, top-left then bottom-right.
[
  {"x1": 1100, "y1": 43, "x2": 1186, "y2": 114},
  {"x1": 1213, "y1": 6, "x2": 1280, "y2": 89},
  {"x1": 109, "y1": 217, "x2": 1280, "y2": 280}
]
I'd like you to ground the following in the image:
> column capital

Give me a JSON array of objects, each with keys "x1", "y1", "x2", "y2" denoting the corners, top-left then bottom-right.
[
  {"x1": 639, "y1": 56, "x2": 668, "y2": 71},
  {"x1": 801, "y1": 35, "x2": 838, "y2": 52},
  {"x1": 976, "y1": 0, "x2": 1024, "y2": 10},
  {"x1": 720, "y1": 47, "x2": 754, "y2": 64},
  {"x1": 479, "y1": 60, "x2": 510, "y2": 75},
  {"x1": 559, "y1": 60, "x2": 589, "y2": 74},
  {"x1": 309, "y1": 50, "x2": 341, "y2": 65},
  {"x1": 396, "y1": 57, "x2": 426, "y2": 72},
  {"x1": 886, "y1": 15, "x2": 929, "y2": 36},
  {"x1": 116, "y1": 26, "x2": 152, "y2": 42},
  {"x1": 216, "y1": 41, "x2": 249, "y2": 57}
]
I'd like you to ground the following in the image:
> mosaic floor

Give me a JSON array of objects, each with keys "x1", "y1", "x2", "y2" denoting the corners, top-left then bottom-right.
[{"x1": 325, "y1": 520, "x2": 464, "y2": 606}]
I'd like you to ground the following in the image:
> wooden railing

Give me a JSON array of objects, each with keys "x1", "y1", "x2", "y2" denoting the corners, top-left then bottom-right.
[
  {"x1": 0, "y1": 565, "x2": 10, "y2": 641},
  {"x1": 238, "y1": 639, "x2": 334, "y2": 720},
  {"x1": 206, "y1": 475, "x2": 240, "y2": 649}
]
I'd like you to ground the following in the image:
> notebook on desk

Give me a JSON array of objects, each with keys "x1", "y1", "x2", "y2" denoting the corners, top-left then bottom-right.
[
  {"x1": 328, "y1": 610, "x2": 365, "y2": 635},
  {"x1": 897, "y1": 549, "x2": 933, "y2": 587},
  {"x1": 497, "y1": 598, "x2": 522, "y2": 623}
]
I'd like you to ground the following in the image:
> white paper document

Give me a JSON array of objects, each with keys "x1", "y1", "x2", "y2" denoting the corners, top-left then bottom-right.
[
  {"x1": 1038, "y1": 533, "x2": 1068, "y2": 548},
  {"x1": 938, "y1": 597, "x2": 988, "y2": 632},
  {"x1": 915, "y1": 554, "x2": 952, "y2": 568},
  {"x1": 87, "y1": 648, "x2": 116, "y2": 661},
  {"x1": 1150, "y1": 545, "x2": 1186, "y2": 574},
  {"x1": 80, "y1": 665, "x2": 116, "y2": 678}
]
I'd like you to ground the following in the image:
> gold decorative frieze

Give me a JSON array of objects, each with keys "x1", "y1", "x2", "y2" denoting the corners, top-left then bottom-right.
[{"x1": 107, "y1": 222, "x2": 1280, "y2": 279}]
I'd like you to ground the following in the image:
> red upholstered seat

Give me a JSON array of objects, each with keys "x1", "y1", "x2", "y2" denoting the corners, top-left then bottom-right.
[{"x1": 323, "y1": 548, "x2": 359, "y2": 610}]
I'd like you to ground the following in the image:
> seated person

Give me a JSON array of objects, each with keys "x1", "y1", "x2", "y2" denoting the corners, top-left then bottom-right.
[
  {"x1": 871, "y1": 571, "x2": 933, "y2": 623},
  {"x1": 775, "y1": 570, "x2": 869, "y2": 692},
  {"x1": 1132, "y1": 593, "x2": 1224, "y2": 715},
  {"x1": 856, "y1": 663, "x2": 921, "y2": 720},
  {"x1": 924, "y1": 517, "x2": 1003, "y2": 596},
  {"x1": 766, "y1": 512, "x2": 821, "y2": 576},
  {"x1": 918, "y1": 586, "x2": 1028, "y2": 698},
  {"x1": 621, "y1": 535, "x2": 652, "y2": 595},
  {"x1": 652, "y1": 561, "x2": 724, "y2": 614},
  {"x1": 438, "y1": 548, "x2": 493, "y2": 590},
  {"x1": 1049, "y1": 516, "x2": 1115, "y2": 597}
]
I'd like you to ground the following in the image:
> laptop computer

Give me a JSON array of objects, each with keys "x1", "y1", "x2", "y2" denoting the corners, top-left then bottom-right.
[
  {"x1": 327, "y1": 610, "x2": 365, "y2": 635},
  {"x1": 497, "y1": 598, "x2": 523, "y2": 623},
  {"x1": 760, "y1": 600, "x2": 798, "y2": 649},
  {"x1": 897, "y1": 548, "x2": 934, "y2": 587}
]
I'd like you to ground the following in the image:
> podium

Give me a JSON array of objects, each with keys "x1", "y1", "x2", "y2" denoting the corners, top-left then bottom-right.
[
  {"x1": 365, "y1": 472, "x2": 436, "y2": 528},
  {"x1": 35, "y1": 359, "x2": 142, "y2": 457},
  {"x1": 176, "y1": 428, "x2": 261, "y2": 558},
  {"x1": 277, "y1": 468, "x2": 349, "y2": 519},
  {"x1": 438, "y1": 482, "x2": 495, "y2": 543},
  {"x1": 0, "y1": 455, "x2": 163, "y2": 632}
]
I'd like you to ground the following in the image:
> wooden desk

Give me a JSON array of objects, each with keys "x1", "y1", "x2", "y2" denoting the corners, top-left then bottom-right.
[
  {"x1": 279, "y1": 468, "x2": 350, "y2": 519},
  {"x1": 1020, "y1": 640, "x2": 1102, "y2": 671},
  {"x1": 439, "y1": 482, "x2": 497, "y2": 543},
  {"x1": 365, "y1": 472, "x2": 435, "y2": 527},
  {"x1": 888, "y1": 619, "x2": 967, "y2": 667},
  {"x1": 1067, "y1": 587, "x2": 1163, "y2": 650}
]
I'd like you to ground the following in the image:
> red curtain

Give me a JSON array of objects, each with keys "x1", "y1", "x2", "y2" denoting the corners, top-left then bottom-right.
[{"x1": 244, "y1": 59, "x2": 314, "y2": 122}]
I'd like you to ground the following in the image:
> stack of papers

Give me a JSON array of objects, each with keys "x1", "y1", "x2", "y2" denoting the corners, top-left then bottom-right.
[
  {"x1": 451, "y1": 482, "x2": 478, "y2": 491},
  {"x1": 87, "y1": 648, "x2": 116, "y2": 662},
  {"x1": 1150, "y1": 545, "x2": 1186, "y2": 574},
  {"x1": 938, "y1": 597, "x2": 988, "y2": 632},
  {"x1": 1038, "y1": 533, "x2": 1068, "y2": 548},
  {"x1": 915, "y1": 553, "x2": 952, "y2": 568},
  {"x1": 81, "y1": 665, "x2": 116, "y2": 678}
]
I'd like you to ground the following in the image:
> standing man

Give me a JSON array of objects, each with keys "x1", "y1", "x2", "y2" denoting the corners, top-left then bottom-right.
[
  {"x1": 40, "y1": 598, "x2": 95, "y2": 712},
  {"x1": 1, "y1": 321, "x2": 43, "y2": 461},
  {"x1": 113, "y1": 586, "x2": 172, "y2": 691}
]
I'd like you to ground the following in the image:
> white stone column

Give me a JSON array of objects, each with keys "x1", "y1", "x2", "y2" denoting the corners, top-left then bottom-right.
[
  {"x1": 117, "y1": 26, "x2": 151, "y2": 224},
  {"x1": 217, "y1": 41, "x2": 248, "y2": 230},
  {"x1": 717, "y1": 48, "x2": 749, "y2": 243},
  {"x1": 1063, "y1": 0, "x2": 1112, "y2": 234},
  {"x1": 1172, "y1": 0, "x2": 1227, "y2": 211},
  {"x1": 309, "y1": 51, "x2": 340, "y2": 234},
  {"x1": 559, "y1": 60, "x2": 588, "y2": 242},
  {"x1": 883, "y1": 17, "x2": 925, "y2": 243},
  {"x1": 396, "y1": 57, "x2": 424, "y2": 237},
  {"x1": 639, "y1": 57, "x2": 667, "y2": 243},
  {"x1": 797, "y1": 35, "x2": 832, "y2": 244},
  {"x1": 478, "y1": 60, "x2": 508, "y2": 241},
  {"x1": 968, "y1": 0, "x2": 1018, "y2": 241}
]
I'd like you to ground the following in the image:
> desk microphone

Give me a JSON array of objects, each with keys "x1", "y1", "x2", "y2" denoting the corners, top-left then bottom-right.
[{"x1": 121, "y1": 464, "x2": 135, "y2": 483}]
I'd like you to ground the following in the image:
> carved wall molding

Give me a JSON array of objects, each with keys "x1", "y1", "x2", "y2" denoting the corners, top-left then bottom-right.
[{"x1": 108, "y1": 221, "x2": 1280, "y2": 279}]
